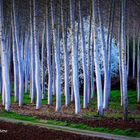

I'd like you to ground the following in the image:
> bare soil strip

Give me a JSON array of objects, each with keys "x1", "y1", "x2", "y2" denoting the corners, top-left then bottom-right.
[{"x1": 0, "y1": 117, "x2": 139, "y2": 140}]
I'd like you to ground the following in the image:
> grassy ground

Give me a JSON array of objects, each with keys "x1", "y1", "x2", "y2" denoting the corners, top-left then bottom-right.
[
  {"x1": 0, "y1": 111, "x2": 140, "y2": 138},
  {"x1": 0, "y1": 90, "x2": 140, "y2": 120}
]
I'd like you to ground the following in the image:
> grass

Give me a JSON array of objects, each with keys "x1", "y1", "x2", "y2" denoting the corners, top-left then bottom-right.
[
  {"x1": 0, "y1": 90, "x2": 139, "y2": 120},
  {"x1": 0, "y1": 111, "x2": 140, "y2": 138}
]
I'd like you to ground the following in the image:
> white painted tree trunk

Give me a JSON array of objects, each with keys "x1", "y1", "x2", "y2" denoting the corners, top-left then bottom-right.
[
  {"x1": 106, "y1": 0, "x2": 115, "y2": 102},
  {"x1": 132, "y1": 31, "x2": 136, "y2": 79},
  {"x1": 55, "y1": 25, "x2": 61, "y2": 112},
  {"x1": 137, "y1": 37, "x2": 140, "y2": 102},
  {"x1": 61, "y1": 0, "x2": 70, "y2": 107},
  {"x1": 97, "y1": 0, "x2": 109, "y2": 110},
  {"x1": 127, "y1": 35, "x2": 129, "y2": 77},
  {"x1": 92, "y1": 0, "x2": 103, "y2": 116},
  {"x1": 0, "y1": 0, "x2": 11, "y2": 111},
  {"x1": 79, "y1": 0, "x2": 88, "y2": 108},
  {"x1": 51, "y1": 0, "x2": 61, "y2": 111},
  {"x1": 41, "y1": 24, "x2": 45, "y2": 99},
  {"x1": 12, "y1": 0, "x2": 24, "y2": 107},
  {"x1": 30, "y1": 0, "x2": 36, "y2": 103},
  {"x1": 70, "y1": 0, "x2": 80, "y2": 114},
  {"x1": 33, "y1": 0, "x2": 42, "y2": 109},
  {"x1": 121, "y1": 0, "x2": 128, "y2": 121},
  {"x1": 11, "y1": 13, "x2": 19, "y2": 102},
  {"x1": 90, "y1": 37, "x2": 95, "y2": 99},
  {"x1": 46, "y1": 2, "x2": 53, "y2": 105}
]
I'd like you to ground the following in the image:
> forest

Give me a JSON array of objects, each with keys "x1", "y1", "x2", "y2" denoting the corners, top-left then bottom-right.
[{"x1": 0, "y1": 0, "x2": 140, "y2": 139}]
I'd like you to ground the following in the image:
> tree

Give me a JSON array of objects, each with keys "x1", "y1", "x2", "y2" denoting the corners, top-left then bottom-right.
[
  {"x1": 70, "y1": 0, "x2": 81, "y2": 114},
  {"x1": 11, "y1": 10, "x2": 19, "y2": 103},
  {"x1": 33, "y1": 0, "x2": 42, "y2": 109},
  {"x1": 97, "y1": 0, "x2": 109, "y2": 110},
  {"x1": 12, "y1": 0, "x2": 24, "y2": 107},
  {"x1": 51, "y1": 0, "x2": 61, "y2": 111},
  {"x1": 137, "y1": 35, "x2": 140, "y2": 102},
  {"x1": 132, "y1": 28, "x2": 136, "y2": 79},
  {"x1": 30, "y1": 0, "x2": 36, "y2": 104},
  {"x1": 61, "y1": 0, "x2": 70, "y2": 107},
  {"x1": 46, "y1": 1, "x2": 53, "y2": 105},
  {"x1": 79, "y1": 0, "x2": 88, "y2": 108},
  {"x1": 121, "y1": 0, "x2": 128, "y2": 121},
  {"x1": 92, "y1": 0, "x2": 103, "y2": 116},
  {"x1": 0, "y1": 0, "x2": 11, "y2": 111}
]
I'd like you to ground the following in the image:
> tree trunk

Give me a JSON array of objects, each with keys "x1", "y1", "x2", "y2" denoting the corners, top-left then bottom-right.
[
  {"x1": 97, "y1": 0, "x2": 109, "y2": 110},
  {"x1": 70, "y1": 0, "x2": 80, "y2": 114},
  {"x1": 0, "y1": 0, "x2": 11, "y2": 111},
  {"x1": 46, "y1": 2, "x2": 53, "y2": 105},
  {"x1": 33, "y1": 0, "x2": 42, "y2": 109},
  {"x1": 61, "y1": 0, "x2": 70, "y2": 107},
  {"x1": 132, "y1": 30, "x2": 136, "y2": 79},
  {"x1": 137, "y1": 37, "x2": 140, "y2": 102},
  {"x1": 92, "y1": 0, "x2": 103, "y2": 116},
  {"x1": 79, "y1": 0, "x2": 88, "y2": 108},
  {"x1": 121, "y1": 0, "x2": 128, "y2": 121},
  {"x1": 13, "y1": 0, "x2": 24, "y2": 107},
  {"x1": 30, "y1": 0, "x2": 36, "y2": 104}
]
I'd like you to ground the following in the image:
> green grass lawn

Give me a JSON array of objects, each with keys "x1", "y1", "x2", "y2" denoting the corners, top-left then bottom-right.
[
  {"x1": 0, "y1": 111, "x2": 140, "y2": 138},
  {"x1": 0, "y1": 90, "x2": 139, "y2": 120},
  {"x1": 0, "y1": 90, "x2": 140, "y2": 137}
]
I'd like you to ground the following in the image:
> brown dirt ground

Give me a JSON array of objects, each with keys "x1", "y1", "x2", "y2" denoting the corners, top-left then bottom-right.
[{"x1": 0, "y1": 121, "x2": 107, "y2": 140}]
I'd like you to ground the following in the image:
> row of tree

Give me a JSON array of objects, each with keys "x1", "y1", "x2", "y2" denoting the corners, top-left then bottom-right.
[{"x1": 0, "y1": 0, "x2": 140, "y2": 120}]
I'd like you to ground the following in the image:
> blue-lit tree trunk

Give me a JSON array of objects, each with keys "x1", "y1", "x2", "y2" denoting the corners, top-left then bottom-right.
[
  {"x1": 106, "y1": 0, "x2": 115, "y2": 104},
  {"x1": 13, "y1": 0, "x2": 24, "y2": 107},
  {"x1": 92, "y1": 0, "x2": 103, "y2": 116},
  {"x1": 97, "y1": 0, "x2": 109, "y2": 110},
  {"x1": 30, "y1": 0, "x2": 36, "y2": 103},
  {"x1": 41, "y1": 23, "x2": 45, "y2": 99},
  {"x1": 121, "y1": 0, "x2": 128, "y2": 121},
  {"x1": 127, "y1": 34, "x2": 129, "y2": 77},
  {"x1": 24, "y1": 34, "x2": 30, "y2": 94},
  {"x1": 11, "y1": 12, "x2": 19, "y2": 102},
  {"x1": 61, "y1": 0, "x2": 70, "y2": 107},
  {"x1": 79, "y1": 0, "x2": 88, "y2": 108},
  {"x1": 137, "y1": 37, "x2": 140, "y2": 102},
  {"x1": 70, "y1": 0, "x2": 80, "y2": 114},
  {"x1": 0, "y1": 0, "x2": 11, "y2": 111},
  {"x1": 132, "y1": 29, "x2": 136, "y2": 79},
  {"x1": 51, "y1": 0, "x2": 61, "y2": 111},
  {"x1": 33, "y1": 0, "x2": 42, "y2": 109},
  {"x1": 46, "y1": 2, "x2": 53, "y2": 105}
]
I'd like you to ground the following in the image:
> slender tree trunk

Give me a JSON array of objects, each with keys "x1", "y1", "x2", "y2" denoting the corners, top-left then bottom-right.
[
  {"x1": 97, "y1": 0, "x2": 109, "y2": 110},
  {"x1": 33, "y1": 0, "x2": 42, "y2": 109},
  {"x1": 11, "y1": 11, "x2": 19, "y2": 102},
  {"x1": 127, "y1": 34, "x2": 129, "y2": 77},
  {"x1": 46, "y1": 2, "x2": 53, "y2": 105},
  {"x1": 90, "y1": 4, "x2": 94, "y2": 99},
  {"x1": 61, "y1": 0, "x2": 70, "y2": 107},
  {"x1": 137, "y1": 37, "x2": 140, "y2": 102},
  {"x1": 13, "y1": 0, "x2": 24, "y2": 107},
  {"x1": 79, "y1": 0, "x2": 88, "y2": 108},
  {"x1": 0, "y1": 0, "x2": 11, "y2": 111},
  {"x1": 118, "y1": 3, "x2": 123, "y2": 106},
  {"x1": 121, "y1": 0, "x2": 128, "y2": 121},
  {"x1": 92, "y1": 0, "x2": 103, "y2": 116},
  {"x1": 107, "y1": 0, "x2": 115, "y2": 102},
  {"x1": 70, "y1": 0, "x2": 80, "y2": 114},
  {"x1": 30, "y1": 0, "x2": 36, "y2": 103},
  {"x1": 55, "y1": 23, "x2": 61, "y2": 112},
  {"x1": 51, "y1": 0, "x2": 61, "y2": 111},
  {"x1": 132, "y1": 30, "x2": 136, "y2": 79},
  {"x1": 41, "y1": 24, "x2": 45, "y2": 99}
]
